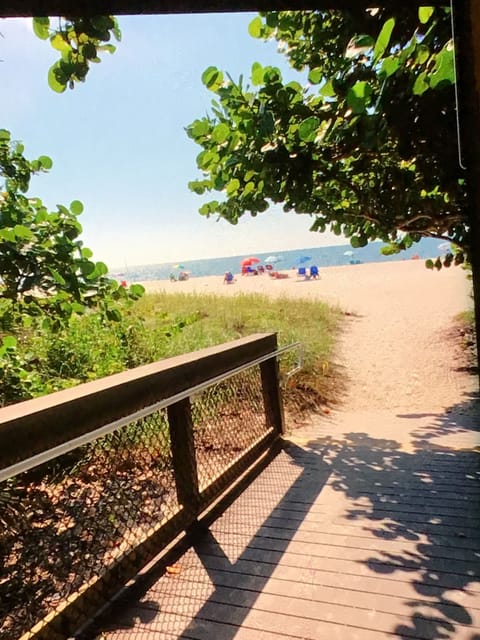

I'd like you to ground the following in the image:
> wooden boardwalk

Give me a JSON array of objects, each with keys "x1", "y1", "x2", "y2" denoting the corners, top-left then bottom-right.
[{"x1": 84, "y1": 403, "x2": 480, "y2": 640}]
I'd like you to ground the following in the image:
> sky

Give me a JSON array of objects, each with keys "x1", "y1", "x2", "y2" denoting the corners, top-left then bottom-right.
[{"x1": 1, "y1": 14, "x2": 349, "y2": 268}]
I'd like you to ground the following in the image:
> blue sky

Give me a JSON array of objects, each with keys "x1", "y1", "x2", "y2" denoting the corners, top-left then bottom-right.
[{"x1": 1, "y1": 14, "x2": 347, "y2": 268}]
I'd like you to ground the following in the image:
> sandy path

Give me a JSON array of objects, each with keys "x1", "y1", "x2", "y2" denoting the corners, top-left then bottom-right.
[{"x1": 142, "y1": 261, "x2": 477, "y2": 424}]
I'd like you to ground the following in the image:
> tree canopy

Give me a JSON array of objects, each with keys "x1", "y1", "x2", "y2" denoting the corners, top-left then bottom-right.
[
  {"x1": 0, "y1": 128, "x2": 144, "y2": 333},
  {"x1": 186, "y1": 7, "x2": 466, "y2": 266},
  {"x1": 32, "y1": 15, "x2": 120, "y2": 92}
]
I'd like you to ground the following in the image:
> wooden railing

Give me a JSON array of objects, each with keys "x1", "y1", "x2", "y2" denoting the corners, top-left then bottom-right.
[{"x1": 0, "y1": 333, "x2": 288, "y2": 640}]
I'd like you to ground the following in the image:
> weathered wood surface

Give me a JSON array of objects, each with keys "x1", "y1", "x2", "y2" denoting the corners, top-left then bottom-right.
[
  {"x1": 0, "y1": 333, "x2": 278, "y2": 470},
  {"x1": 84, "y1": 408, "x2": 480, "y2": 640}
]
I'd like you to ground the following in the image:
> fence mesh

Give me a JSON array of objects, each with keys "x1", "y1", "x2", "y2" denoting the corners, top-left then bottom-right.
[
  {"x1": 0, "y1": 409, "x2": 177, "y2": 640},
  {"x1": 0, "y1": 355, "x2": 284, "y2": 640},
  {"x1": 191, "y1": 365, "x2": 271, "y2": 492}
]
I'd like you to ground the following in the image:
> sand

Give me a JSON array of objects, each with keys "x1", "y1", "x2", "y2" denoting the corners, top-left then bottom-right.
[{"x1": 141, "y1": 260, "x2": 477, "y2": 419}]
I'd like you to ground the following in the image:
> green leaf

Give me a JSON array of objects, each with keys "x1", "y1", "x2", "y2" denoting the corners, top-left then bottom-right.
[
  {"x1": 419, "y1": 6, "x2": 434, "y2": 24},
  {"x1": 413, "y1": 71, "x2": 429, "y2": 95},
  {"x1": 48, "y1": 63, "x2": 67, "y2": 93},
  {"x1": 347, "y1": 81, "x2": 372, "y2": 114},
  {"x1": 381, "y1": 56, "x2": 400, "y2": 78},
  {"x1": 298, "y1": 117, "x2": 320, "y2": 142},
  {"x1": 263, "y1": 67, "x2": 281, "y2": 84},
  {"x1": 243, "y1": 181, "x2": 255, "y2": 195},
  {"x1": 350, "y1": 235, "x2": 367, "y2": 248},
  {"x1": 212, "y1": 123, "x2": 230, "y2": 144},
  {"x1": 226, "y1": 178, "x2": 240, "y2": 195},
  {"x1": 129, "y1": 283, "x2": 145, "y2": 298},
  {"x1": 106, "y1": 308, "x2": 122, "y2": 322},
  {"x1": 70, "y1": 200, "x2": 84, "y2": 215},
  {"x1": 265, "y1": 13, "x2": 278, "y2": 28},
  {"x1": 50, "y1": 269, "x2": 66, "y2": 285},
  {"x1": 415, "y1": 44, "x2": 430, "y2": 65},
  {"x1": 425, "y1": 259, "x2": 434, "y2": 269},
  {"x1": 38, "y1": 155, "x2": 53, "y2": 170},
  {"x1": 50, "y1": 33, "x2": 69, "y2": 52},
  {"x1": 201, "y1": 66, "x2": 223, "y2": 90},
  {"x1": 373, "y1": 18, "x2": 395, "y2": 62},
  {"x1": 79, "y1": 260, "x2": 95, "y2": 276},
  {"x1": 13, "y1": 225, "x2": 33, "y2": 240},
  {"x1": 2, "y1": 335, "x2": 17, "y2": 349},
  {"x1": 319, "y1": 80, "x2": 336, "y2": 99},
  {"x1": 190, "y1": 119, "x2": 210, "y2": 138},
  {"x1": 308, "y1": 68, "x2": 323, "y2": 85},
  {"x1": 430, "y1": 45, "x2": 455, "y2": 88},
  {"x1": 0, "y1": 129, "x2": 11, "y2": 141},
  {"x1": 251, "y1": 62, "x2": 264, "y2": 86},
  {"x1": 101, "y1": 44, "x2": 116, "y2": 54},
  {"x1": 248, "y1": 16, "x2": 263, "y2": 39},
  {"x1": 33, "y1": 17, "x2": 50, "y2": 40},
  {"x1": 95, "y1": 261, "x2": 108, "y2": 276}
]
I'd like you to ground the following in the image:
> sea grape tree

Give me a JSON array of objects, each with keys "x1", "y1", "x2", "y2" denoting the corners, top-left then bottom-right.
[
  {"x1": 32, "y1": 15, "x2": 121, "y2": 92},
  {"x1": 187, "y1": 7, "x2": 466, "y2": 266},
  {"x1": 0, "y1": 128, "x2": 144, "y2": 332}
]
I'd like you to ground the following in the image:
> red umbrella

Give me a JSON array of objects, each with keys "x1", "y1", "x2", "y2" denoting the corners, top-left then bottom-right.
[{"x1": 240, "y1": 256, "x2": 260, "y2": 266}]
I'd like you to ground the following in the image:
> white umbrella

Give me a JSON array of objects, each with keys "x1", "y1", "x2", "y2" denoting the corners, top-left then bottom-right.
[{"x1": 265, "y1": 255, "x2": 282, "y2": 264}]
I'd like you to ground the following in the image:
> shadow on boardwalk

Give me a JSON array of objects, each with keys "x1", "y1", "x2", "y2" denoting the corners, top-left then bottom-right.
[{"x1": 84, "y1": 395, "x2": 480, "y2": 640}]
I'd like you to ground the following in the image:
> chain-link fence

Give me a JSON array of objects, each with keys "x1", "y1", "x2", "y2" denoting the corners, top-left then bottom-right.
[
  {"x1": 0, "y1": 336, "x2": 294, "y2": 640},
  {"x1": 192, "y1": 366, "x2": 269, "y2": 492},
  {"x1": 0, "y1": 409, "x2": 178, "y2": 640}
]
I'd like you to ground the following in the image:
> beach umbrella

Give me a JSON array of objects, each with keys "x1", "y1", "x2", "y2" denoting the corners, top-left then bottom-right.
[
  {"x1": 265, "y1": 255, "x2": 282, "y2": 264},
  {"x1": 344, "y1": 250, "x2": 354, "y2": 257},
  {"x1": 240, "y1": 256, "x2": 260, "y2": 266},
  {"x1": 294, "y1": 255, "x2": 312, "y2": 265}
]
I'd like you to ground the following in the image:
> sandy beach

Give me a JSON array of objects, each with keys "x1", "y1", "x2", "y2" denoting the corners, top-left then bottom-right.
[
  {"x1": 141, "y1": 261, "x2": 476, "y2": 418},
  {"x1": 140, "y1": 260, "x2": 470, "y2": 311}
]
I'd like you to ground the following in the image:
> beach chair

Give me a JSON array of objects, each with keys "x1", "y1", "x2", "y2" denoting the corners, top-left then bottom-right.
[
  {"x1": 309, "y1": 265, "x2": 319, "y2": 279},
  {"x1": 297, "y1": 266, "x2": 310, "y2": 279}
]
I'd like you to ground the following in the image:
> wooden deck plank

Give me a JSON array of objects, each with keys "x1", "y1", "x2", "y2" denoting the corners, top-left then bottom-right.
[
  {"x1": 214, "y1": 520, "x2": 480, "y2": 550},
  {"x1": 207, "y1": 523, "x2": 480, "y2": 559},
  {"x1": 85, "y1": 419, "x2": 480, "y2": 640},
  {"x1": 148, "y1": 565, "x2": 480, "y2": 614},
  {"x1": 138, "y1": 582, "x2": 480, "y2": 633}
]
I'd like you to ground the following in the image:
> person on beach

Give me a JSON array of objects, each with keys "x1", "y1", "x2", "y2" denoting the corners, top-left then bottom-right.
[{"x1": 224, "y1": 271, "x2": 234, "y2": 284}]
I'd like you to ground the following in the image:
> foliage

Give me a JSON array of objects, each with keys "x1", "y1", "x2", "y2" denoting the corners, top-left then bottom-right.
[
  {"x1": 0, "y1": 129, "x2": 147, "y2": 404},
  {"x1": 1, "y1": 290, "x2": 341, "y2": 409},
  {"x1": 0, "y1": 129, "x2": 144, "y2": 331},
  {"x1": 0, "y1": 303, "x2": 200, "y2": 406},
  {"x1": 187, "y1": 7, "x2": 467, "y2": 265},
  {"x1": 32, "y1": 16, "x2": 120, "y2": 92},
  {"x1": 137, "y1": 291, "x2": 342, "y2": 409}
]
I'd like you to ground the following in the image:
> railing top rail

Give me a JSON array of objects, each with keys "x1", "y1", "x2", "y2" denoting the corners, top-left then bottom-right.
[
  {"x1": 0, "y1": 333, "x2": 297, "y2": 477},
  {"x1": 0, "y1": 341, "x2": 299, "y2": 483}
]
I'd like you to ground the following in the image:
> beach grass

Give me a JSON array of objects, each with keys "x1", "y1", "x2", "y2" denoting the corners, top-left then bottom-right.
[{"x1": 135, "y1": 291, "x2": 343, "y2": 413}]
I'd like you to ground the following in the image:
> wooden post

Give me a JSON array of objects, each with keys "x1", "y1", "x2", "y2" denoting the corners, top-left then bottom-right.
[
  {"x1": 167, "y1": 398, "x2": 200, "y2": 518},
  {"x1": 260, "y1": 354, "x2": 285, "y2": 436},
  {"x1": 455, "y1": 0, "x2": 480, "y2": 380}
]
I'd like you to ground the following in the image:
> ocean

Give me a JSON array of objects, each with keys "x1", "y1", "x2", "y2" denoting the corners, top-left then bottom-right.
[{"x1": 112, "y1": 237, "x2": 448, "y2": 282}]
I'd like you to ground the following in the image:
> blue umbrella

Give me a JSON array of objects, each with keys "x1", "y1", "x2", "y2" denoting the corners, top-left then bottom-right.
[{"x1": 294, "y1": 255, "x2": 312, "y2": 265}]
